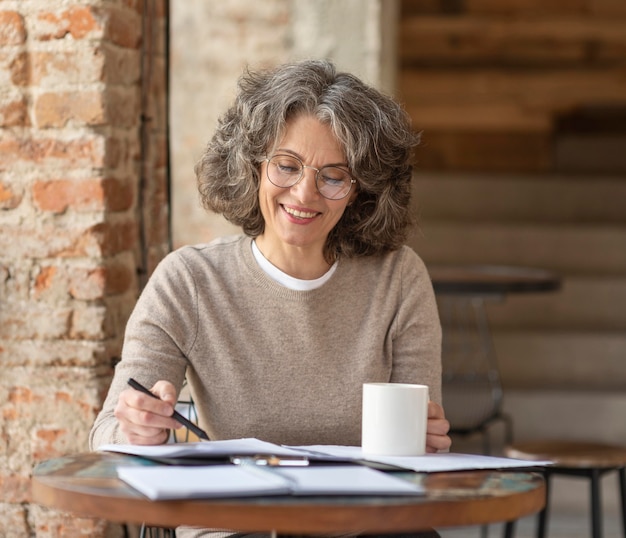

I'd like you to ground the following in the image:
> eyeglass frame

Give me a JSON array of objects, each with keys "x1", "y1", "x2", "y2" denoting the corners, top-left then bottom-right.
[{"x1": 264, "y1": 154, "x2": 357, "y2": 200}]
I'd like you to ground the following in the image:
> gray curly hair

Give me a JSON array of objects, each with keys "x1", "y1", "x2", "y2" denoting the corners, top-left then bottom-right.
[{"x1": 195, "y1": 59, "x2": 419, "y2": 263}]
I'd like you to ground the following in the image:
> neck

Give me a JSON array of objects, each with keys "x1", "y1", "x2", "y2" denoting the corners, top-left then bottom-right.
[{"x1": 255, "y1": 237, "x2": 331, "y2": 280}]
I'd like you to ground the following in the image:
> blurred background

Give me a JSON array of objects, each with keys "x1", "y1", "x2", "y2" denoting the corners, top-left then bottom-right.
[{"x1": 1, "y1": 1, "x2": 623, "y2": 536}]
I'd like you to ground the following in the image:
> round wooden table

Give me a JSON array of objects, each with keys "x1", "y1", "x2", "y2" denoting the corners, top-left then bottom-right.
[
  {"x1": 429, "y1": 264, "x2": 561, "y2": 296},
  {"x1": 427, "y1": 264, "x2": 562, "y2": 454},
  {"x1": 32, "y1": 452, "x2": 546, "y2": 535}
]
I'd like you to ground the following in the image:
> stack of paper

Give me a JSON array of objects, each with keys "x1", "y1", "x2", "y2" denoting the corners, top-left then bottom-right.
[
  {"x1": 100, "y1": 437, "x2": 552, "y2": 472},
  {"x1": 116, "y1": 464, "x2": 425, "y2": 500}
]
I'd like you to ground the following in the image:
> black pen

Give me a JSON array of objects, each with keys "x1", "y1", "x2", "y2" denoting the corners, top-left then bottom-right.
[{"x1": 127, "y1": 378, "x2": 210, "y2": 441}]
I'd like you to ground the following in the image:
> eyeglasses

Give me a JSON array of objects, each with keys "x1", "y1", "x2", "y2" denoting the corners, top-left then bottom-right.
[{"x1": 265, "y1": 154, "x2": 356, "y2": 200}]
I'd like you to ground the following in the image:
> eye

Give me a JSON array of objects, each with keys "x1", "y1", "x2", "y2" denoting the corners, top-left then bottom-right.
[
  {"x1": 272, "y1": 156, "x2": 301, "y2": 174},
  {"x1": 320, "y1": 167, "x2": 350, "y2": 185}
]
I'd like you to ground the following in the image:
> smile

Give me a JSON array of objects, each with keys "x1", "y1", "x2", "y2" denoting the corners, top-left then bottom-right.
[{"x1": 283, "y1": 206, "x2": 319, "y2": 219}]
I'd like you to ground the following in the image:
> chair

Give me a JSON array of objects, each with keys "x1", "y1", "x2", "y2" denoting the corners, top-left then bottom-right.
[
  {"x1": 438, "y1": 294, "x2": 513, "y2": 454},
  {"x1": 504, "y1": 440, "x2": 626, "y2": 538}
]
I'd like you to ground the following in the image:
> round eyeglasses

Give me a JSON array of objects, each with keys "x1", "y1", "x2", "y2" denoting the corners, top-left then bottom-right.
[{"x1": 265, "y1": 154, "x2": 356, "y2": 200}]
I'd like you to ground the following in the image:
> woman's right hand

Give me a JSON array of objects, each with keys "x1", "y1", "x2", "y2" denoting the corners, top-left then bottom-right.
[{"x1": 114, "y1": 380, "x2": 181, "y2": 445}]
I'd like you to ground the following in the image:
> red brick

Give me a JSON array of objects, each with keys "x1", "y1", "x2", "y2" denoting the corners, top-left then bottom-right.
[
  {"x1": 8, "y1": 386, "x2": 33, "y2": 404},
  {"x1": 34, "y1": 6, "x2": 104, "y2": 41},
  {"x1": 70, "y1": 306, "x2": 108, "y2": 340},
  {"x1": 105, "y1": 260, "x2": 135, "y2": 295},
  {"x1": 68, "y1": 266, "x2": 106, "y2": 300},
  {"x1": 0, "y1": 50, "x2": 28, "y2": 86},
  {"x1": 103, "y1": 46, "x2": 141, "y2": 85},
  {"x1": 104, "y1": 177, "x2": 134, "y2": 211},
  {"x1": 32, "y1": 178, "x2": 107, "y2": 213},
  {"x1": 32, "y1": 510, "x2": 110, "y2": 538},
  {"x1": 0, "y1": 11, "x2": 26, "y2": 45},
  {"x1": 0, "y1": 473, "x2": 30, "y2": 503},
  {"x1": 34, "y1": 91, "x2": 106, "y2": 128},
  {"x1": 106, "y1": 7, "x2": 141, "y2": 48},
  {"x1": 32, "y1": 427, "x2": 71, "y2": 461},
  {"x1": 0, "y1": 180, "x2": 23, "y2": 209},
  {"x1": 30, "y1": 49, "x2": 106, "y2": 86},
  {"x1": 86, "y1": 221, "x2": 138, "y2": 256},
  {"x1": 0, "y1": 133, "x2": 107, "y2": 169},
  {"x1": 0, "y1": 94, "x2": 28, "y2": 127},
  {"x1": 34, "y1": 266, "x2": 57, "y2": 295},
  {"x1": 107, "y1": 87, "x2": 139, "y2": 128}
]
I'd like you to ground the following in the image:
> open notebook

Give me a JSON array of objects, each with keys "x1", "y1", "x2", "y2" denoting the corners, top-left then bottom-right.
[{"x1": 116, "y1": 464, "x2": 425, "y2": 500}]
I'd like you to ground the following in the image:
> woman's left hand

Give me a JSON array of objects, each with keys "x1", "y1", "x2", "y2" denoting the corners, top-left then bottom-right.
[{"x1": 426, "y1": 401, "x2": 452, "y2": 453}]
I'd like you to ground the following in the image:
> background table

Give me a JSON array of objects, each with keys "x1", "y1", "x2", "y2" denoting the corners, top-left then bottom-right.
[
  {"x1": 428, "y1": 265, "x2": 562, "y2": 454},
  {"x1": 32, "y1": 452, "x2": 546, "y2": 535}
]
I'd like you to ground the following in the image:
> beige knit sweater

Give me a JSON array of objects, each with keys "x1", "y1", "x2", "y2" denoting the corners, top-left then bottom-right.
[{"x1": 90, "y1": 235, "x2": 442, "y2": 450}]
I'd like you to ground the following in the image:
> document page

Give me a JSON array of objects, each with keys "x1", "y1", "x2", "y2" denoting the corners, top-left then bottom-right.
[
  {"x1": 117, "y1": 464, "x2": 291, "y2": 500},
  {"x1": 99, "y1": 437, "x2": 311, "y2": 461},
  {"x1": 296, "y1": 445, "x2": 553, "y2": 472},
  {"x1": 116, "y1": 464, "x2": 424, "y2": 500}
]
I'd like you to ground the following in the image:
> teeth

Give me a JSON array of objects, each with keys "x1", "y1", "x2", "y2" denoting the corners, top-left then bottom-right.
[{"x1": 284, "y1": 206, "x2": 317, "y2": 219}]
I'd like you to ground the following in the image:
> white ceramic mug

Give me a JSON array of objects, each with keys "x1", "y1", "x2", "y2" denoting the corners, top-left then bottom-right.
[{"x1": 361, "y1": 382, "x2": 429, "y2": 456}]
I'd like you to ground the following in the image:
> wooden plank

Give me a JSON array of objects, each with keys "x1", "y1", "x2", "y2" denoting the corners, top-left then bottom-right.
[
  {"x1": 408, "y1": 223, "x2": 626, "y2": 275},
  {"x1": 495, "y1": 330, "x2": 626, "y2": 390},
  {"x1": 413, "y1": 130, "x2": 552, "y2": 172},
  {"x1": 485, "y1": 277, "x2": 626, "y2": 331},
  {"x1": 411, "y1": 173, "x2": 626, "y2": 224},
  {"x1": 405, "y1": 103, "x2": 550, "y2": 131},
  {"x1": 398, "y1": 69, "x2": 626, "y2": 110},
  {"x1": 400, "y1": 16, "x2": 626, "y2": 66},
  {"x1": 464, "y1": 0, "x2": 589, "y2": 16}
]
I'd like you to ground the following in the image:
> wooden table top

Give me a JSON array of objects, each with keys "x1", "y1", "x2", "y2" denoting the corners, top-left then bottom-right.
[
  {"x1": 32, "y1": 452, "x2": 546, "y2": 534},
  {"x1": 429, "y1": 264, "x2": 561, "y2": 295},
  {"x1": 506, "y1": 441, "x2": 626, "y2": 469}
]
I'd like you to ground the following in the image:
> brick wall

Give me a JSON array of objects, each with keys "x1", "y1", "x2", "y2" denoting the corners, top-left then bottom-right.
[{"x1": 0, "y1": 1, "x2": 169, "y2": 536}]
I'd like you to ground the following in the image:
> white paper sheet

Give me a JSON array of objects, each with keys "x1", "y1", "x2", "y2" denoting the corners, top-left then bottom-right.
[
  {"x1": 100, "y1": 438, "x2": 552, "y2": 472},
  {"x1": 116, "y1": 464, "x2": 424, "y2": 500},
  {"x1": 99, "y1": 437, "x2": 309, "y2": 460},
  {"x1": 116, "y1": 464, "x2": 291, "y2": 500},
  {"x1": 297, "y1": 445, "x2": 553, "y2": 472}
]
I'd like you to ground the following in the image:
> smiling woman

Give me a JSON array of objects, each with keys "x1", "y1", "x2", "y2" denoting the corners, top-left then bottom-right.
[{"x1": 90, "y1": 59, "x2": 450, "y2": 538}]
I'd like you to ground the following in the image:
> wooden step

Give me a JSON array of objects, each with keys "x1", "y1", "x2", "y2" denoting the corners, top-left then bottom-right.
[
  {"x1": 410, "y1": 223, "x2": 626, "y2": 276},
  {"x1": 481, "y1": 276, "x2": 626, "y2": 331},
  {"x1": 411, "y1": 172, "x2": 626, "y2": 224},
  {"x1": 399, "y1": 15, "x2": 626, "y2": 67},
  {"x1": 398, "y1": 69, "x2": 626, "y2": 127},
  {"x1": 401, "y1": 0, "x2": 626, "y2": 18},
  {"x1": 493, "y1": 329, "x2": 626, "y2": 390}
]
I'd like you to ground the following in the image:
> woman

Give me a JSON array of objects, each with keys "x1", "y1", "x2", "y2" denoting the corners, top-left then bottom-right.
[{"x1": 90, "y1": 59, "x2": 451, "y2": 537}]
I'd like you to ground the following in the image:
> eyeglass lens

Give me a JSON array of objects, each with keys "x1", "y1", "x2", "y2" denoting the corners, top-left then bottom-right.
[{"x1": 266, "y1": 155, "x2": 353, "y2": 200}]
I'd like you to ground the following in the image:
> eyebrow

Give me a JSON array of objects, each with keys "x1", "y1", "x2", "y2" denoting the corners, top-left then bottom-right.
[{"x1": 274, "y1": 148, "x2": 350, "y2": 169}]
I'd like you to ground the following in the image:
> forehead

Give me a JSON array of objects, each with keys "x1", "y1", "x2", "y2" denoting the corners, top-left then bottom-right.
[{"x1": 272, "y1": 114, "x2": 346, "y2": 160}]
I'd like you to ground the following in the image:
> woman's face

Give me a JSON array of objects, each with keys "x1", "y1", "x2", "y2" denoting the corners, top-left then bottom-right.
[{"x1": 258, "y1": 114, "x2": 356, "y2": 256}]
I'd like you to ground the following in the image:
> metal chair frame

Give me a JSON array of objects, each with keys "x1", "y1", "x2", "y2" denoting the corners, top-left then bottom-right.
[{"x1": 439, "y1": 294, "x2": 513, "y2": 455}]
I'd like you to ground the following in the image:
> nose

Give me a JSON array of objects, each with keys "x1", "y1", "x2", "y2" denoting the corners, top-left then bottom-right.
[{"x1": 290, "y1": 166, "x2": 320, "y2": 201}]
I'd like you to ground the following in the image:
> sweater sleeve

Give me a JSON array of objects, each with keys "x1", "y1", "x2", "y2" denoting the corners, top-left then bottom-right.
[
  {"x1": 89, "y1": 250, "x2": 197, "y2": 449},
  {"x1": 389, "y1": 247, "x2": 443, "y2": 405}
]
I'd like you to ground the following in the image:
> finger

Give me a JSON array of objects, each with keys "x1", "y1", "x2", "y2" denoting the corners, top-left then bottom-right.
[
  {"x1": 116, "y1": 388, "x2": 180, "y2": 431},
  {"x1": 428, "y1": 401, "x2": 446, "y2": 419},
  {"x1": 426, "y1": 432, "x2": 452, "y2": 453},
  {"x1": 124, "y1": 385, "x2": 177, "y2": 420},
  {"x1": 427, "y1": 418, "x2": 451, "y2": 436},
  {"x1": 151, "y1": 380, "x2": 178, "y2": 406},
  {"x1": 121, "y1": 424, "x2": 170, "y2": 446}
]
